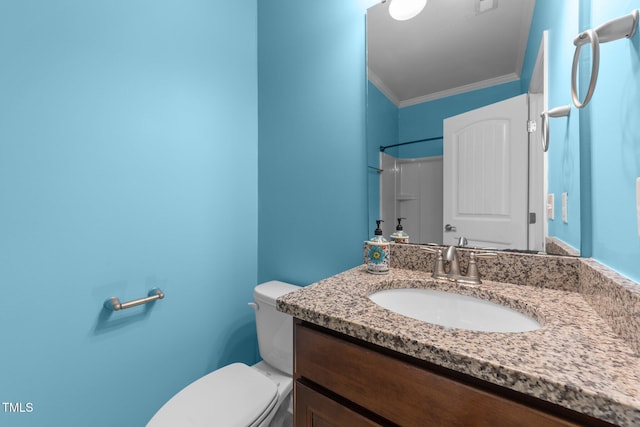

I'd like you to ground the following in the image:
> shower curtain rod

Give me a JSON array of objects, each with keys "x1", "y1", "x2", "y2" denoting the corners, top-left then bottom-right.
[{"x1": 379, "y1": 136, "x2": 443, "y2": 152}]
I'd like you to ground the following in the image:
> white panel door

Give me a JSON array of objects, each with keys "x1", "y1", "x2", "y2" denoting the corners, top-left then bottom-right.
[{"x1": 443, "y1": 94, "x2": 528, "y2": 249}]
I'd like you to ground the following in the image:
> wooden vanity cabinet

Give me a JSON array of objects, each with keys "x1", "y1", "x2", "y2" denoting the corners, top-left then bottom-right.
[{"x1": 293, "y1": 321, "x2": 610, "y2": 427}]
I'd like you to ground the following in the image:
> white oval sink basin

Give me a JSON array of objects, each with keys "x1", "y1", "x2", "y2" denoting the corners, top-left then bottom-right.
[{"x1": 369, "y1": 288, "x2": 540, "y2": 332}]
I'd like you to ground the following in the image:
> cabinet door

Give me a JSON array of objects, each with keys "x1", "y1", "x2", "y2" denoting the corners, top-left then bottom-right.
[
  {"x1": 295, "y1": 323, "x2": 583, "y2": 427},
  {"x1": 294, "y1": 381, "x2": 386, "y2": 427}
]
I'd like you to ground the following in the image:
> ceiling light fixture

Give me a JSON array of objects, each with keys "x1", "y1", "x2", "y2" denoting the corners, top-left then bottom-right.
[{"x1": 388, "y1": 0, "x2": 427, "y2": 21}]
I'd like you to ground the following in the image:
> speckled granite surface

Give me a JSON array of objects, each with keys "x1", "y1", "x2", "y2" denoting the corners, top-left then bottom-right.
[
  {"x1": 579, "y1": 258, "x2": 640, "y2": 355},
  {"x1": 391, "y1": 243, "x2": 581, "y2": 291},
  {"x1": 278, "y1": 257, "x2": 640, "y2": 426},
  {"x1": 546, "y1": 236, "x2": 581, "y2": 257}
]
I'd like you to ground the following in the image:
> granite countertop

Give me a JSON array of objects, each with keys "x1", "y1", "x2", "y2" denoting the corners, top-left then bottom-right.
[{"x1": 277, "y1": 265, "x2": 640, "y2": 426}]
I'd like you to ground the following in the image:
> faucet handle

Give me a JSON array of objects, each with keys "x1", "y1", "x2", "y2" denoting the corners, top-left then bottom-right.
[
  {"x1": 461, "y1": 252, "x2": 498, "y2": 286},
  {"x1": 421, "y1": 247, "x2": 447, "y2": 280}
]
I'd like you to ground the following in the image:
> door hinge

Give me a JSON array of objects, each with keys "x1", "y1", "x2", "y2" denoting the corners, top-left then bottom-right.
[
  {"x1": 527, "y1": 120, "x2": 537, "y2": 133},
  {"x1": 529, "y1": 212, "x2": 537, "y2": 224}
]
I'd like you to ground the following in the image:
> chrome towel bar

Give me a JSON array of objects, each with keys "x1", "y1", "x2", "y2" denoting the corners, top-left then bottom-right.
[
  {"x1": 540, "y1": 104, "x2": 571, "y2": 152},
  {"x1": 104, "y1": 288, "x2": 165, "y2": 311},
  {"x1": 571, "y1": 29, "x2": 600, "y2": 109},
  {"x1": 571, "y1": 10, "x2": 639, "y2": 109}
]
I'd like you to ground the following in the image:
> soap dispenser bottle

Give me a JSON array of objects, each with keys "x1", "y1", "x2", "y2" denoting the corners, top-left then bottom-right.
[
  {"x1": 364, "y1": 220, "x2": 390, "y2": 274},
  {"x1": 390, "y1": 217, "x2": 409, "y2": 243}
]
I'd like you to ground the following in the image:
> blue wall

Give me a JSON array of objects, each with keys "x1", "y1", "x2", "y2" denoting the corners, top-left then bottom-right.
[
  {"x1": 3, "y1": 0, "x2": 640, "y2": 425},
  {"x1": 258, "y1": 0, "x2": 368, "y2": 285},
  {"x1": 523, "y1": 0, "x2": 640, "y2": 280},
  {"x1": 588, "y1": 0, "x2": 640, "y2": 281},
  {"x1": 0, "y1": 1, "x2": 258, "y2": 426},
  {"x1": 367, "y1": 80, "x2": 522, "y2": 160},
  {"x1": 524, "y1": 0, "x2": 583, "y2": 253}
]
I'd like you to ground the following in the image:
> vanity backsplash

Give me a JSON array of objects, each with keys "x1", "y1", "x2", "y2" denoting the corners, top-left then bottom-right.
[
  {"x1": 386, "y1": 243, "x2": 640, "y2": 355},
  {"x1": 579, "y1": 259, "x2": 640, "y2": 355}
]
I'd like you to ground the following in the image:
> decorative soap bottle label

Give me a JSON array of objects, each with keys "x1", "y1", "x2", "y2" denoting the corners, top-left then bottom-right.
[
  {"x1": 365, "y1": 241, "x2": 390, "y2": 274},
  {"x1": 365, "y1": 220, "x2": 390, "y2": 274}
]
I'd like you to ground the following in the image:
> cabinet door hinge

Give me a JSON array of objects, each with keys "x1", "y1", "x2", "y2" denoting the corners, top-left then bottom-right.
[
  {"x1": 527, "y1": 120, "x2": 537, "y2": 133},
  {"x1": 529, "y1": 212, "x2": 537, "y2": 224}
]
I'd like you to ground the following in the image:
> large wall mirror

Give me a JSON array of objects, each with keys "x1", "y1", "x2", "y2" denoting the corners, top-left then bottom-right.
[{"x1": 366, "y1": 0, "x2": 580, "y2": 256}]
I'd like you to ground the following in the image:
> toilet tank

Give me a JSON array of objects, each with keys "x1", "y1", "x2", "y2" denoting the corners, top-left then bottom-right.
[{"x1": 253, "y1": 281, "x2": 300, "y2": 375}]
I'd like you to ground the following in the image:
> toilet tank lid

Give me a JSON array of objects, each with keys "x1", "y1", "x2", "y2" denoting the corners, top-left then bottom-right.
[
  {"x1": 254, "y1": 281, "x2": 300, "y2": 305},
  {"x1": 147, "y1": 363, "x2": 278, "y2": 427}
]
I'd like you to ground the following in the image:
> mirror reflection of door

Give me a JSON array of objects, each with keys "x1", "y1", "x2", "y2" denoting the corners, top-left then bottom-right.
[{"x1": 443, "y1": 94, "x2": 529, "y2": 250}]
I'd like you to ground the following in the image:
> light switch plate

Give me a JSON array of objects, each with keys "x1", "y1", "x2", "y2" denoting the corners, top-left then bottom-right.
[
  {"x1": 562, "y1": 192, "x2": 568, "y2": 223},
  {"x1": 477, "y1": 0, "x2": 498, "y2": 14},
  {"x1": 547, "y1": 193, "x2": 554, "y2": 220}
]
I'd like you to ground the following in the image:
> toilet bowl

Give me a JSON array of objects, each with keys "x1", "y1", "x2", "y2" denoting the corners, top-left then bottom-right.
[{"x1": 147, "y1": 281, "x2": 300, "y2": 427}]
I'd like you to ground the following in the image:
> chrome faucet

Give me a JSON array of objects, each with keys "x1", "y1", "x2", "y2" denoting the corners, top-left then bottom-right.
[
  {"x1": 424, "y1": 242, "x2": 497, "y2": 286},
  {"x1": 443, "y1": 245, "x2": 464, "y2": 282},
  {"x1": 422, "y1": 244, "x2": 465, "y2": 282}
]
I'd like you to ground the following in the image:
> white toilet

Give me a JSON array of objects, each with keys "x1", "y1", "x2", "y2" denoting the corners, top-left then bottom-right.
[{"x1": 147, "y1": 280, "x2": 300, "y2": 427}]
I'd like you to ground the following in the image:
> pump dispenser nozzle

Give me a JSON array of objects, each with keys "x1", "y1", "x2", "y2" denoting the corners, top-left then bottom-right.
[{"x1": 374, "y1": 219, "x2": 384, "y2": 235}]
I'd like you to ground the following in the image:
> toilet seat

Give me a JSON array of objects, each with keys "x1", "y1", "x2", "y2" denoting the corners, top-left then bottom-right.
[{"x1": 147, "y1": 363, "x2": 278, "y2": 427}]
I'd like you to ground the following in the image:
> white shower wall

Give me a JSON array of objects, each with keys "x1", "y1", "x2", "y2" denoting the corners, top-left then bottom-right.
[{"x1": 379, "y1": 153, "x2": 443, "y2": 244}]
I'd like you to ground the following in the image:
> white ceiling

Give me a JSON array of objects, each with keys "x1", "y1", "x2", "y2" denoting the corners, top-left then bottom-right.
[{"x1": 367, "y1": 0, "x2": 536, "y2": 107}]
